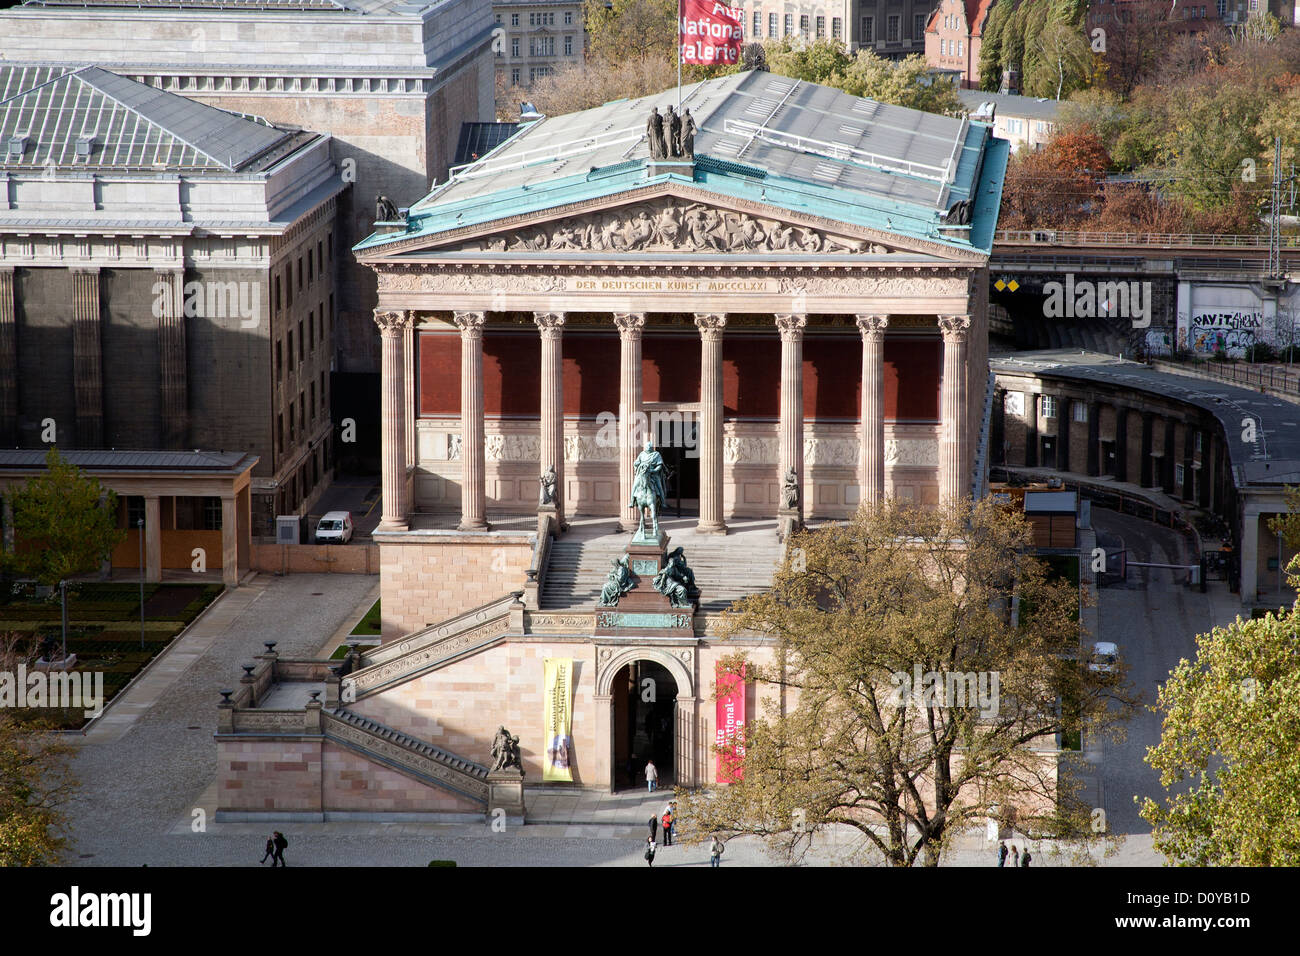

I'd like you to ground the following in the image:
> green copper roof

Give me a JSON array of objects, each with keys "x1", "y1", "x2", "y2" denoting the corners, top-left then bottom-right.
[{"x1": 356, "y1": 71, "x2": 1008, "y2": 256}]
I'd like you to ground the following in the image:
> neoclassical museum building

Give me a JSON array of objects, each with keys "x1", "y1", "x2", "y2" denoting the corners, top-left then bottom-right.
[{"x1": 214, "y1": 71, "x2": 1009, "y2": 820}]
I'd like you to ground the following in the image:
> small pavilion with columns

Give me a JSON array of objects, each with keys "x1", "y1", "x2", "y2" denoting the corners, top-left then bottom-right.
[{"x1": 355, "y1": 70, "x2": 1009, "y2": 638}]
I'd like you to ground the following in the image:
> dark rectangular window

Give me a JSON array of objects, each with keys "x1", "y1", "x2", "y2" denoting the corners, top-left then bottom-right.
[
  {"x1": 276, "y1": 341, "x2": 282, "y2": 381},
  {"x1": 287, "y1": 330, "x2": 294, "y2": 369},
  {"x1": 126, "y1": 496, "x2": 145, "y2": 528},
  {"x1": 202, "y1": 497, "x2": 222, "y2": 530},
  {"x1": 310, "y1": 381, "x2": 316, "y2": 421},
  {"x1": 297, "y1": 257, "x2": 303, "y2": 290},
  {"x1": 298, "y1": 320, "x2": 304, "y2": 364}
]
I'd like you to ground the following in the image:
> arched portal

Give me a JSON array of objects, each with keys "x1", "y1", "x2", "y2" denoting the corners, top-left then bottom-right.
[{"x1": 611, "y1": 660, "x2": 678, "y2": 792}]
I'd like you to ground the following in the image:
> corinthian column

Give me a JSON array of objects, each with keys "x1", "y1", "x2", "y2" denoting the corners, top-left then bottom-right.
[
  {"x1": 374, "y1": 309, "x2": 412, "y2": 532},
  {"x1": 455, "y1": 310, "x2": 489, "y2": 531},
  {"x1": 776, "y1": 313, "x2": 807, "y2": 529},
  {"x1": 534, "y1": 311, "x2": 566, "y2": 527},
  {"x1": 939, "y1": 314, "x2": 972, "y2": 504},
  {"x1": 615, "y1": 312, "x2": 646, "y2": 532},
  {"x1": 856, "y1": 314, "x2": 889, "y2": 509},
  {"x1": 695, "y1": 313, "x2": 727, "y2": 534}
]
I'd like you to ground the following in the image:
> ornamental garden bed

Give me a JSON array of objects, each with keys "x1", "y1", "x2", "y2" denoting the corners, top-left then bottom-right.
[{"x1": 0, "y1": 581, "x2": 223, "y2": 730}]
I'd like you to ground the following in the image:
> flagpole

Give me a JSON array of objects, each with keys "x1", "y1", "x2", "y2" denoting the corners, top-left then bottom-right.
[{"x1": 677, "y1": 0, "x2": 682, "y2": 110}]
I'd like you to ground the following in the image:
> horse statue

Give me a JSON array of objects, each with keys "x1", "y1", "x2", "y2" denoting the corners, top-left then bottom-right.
[{"x1": 629, "y1": 438, "x2": 669, "y2": 539}]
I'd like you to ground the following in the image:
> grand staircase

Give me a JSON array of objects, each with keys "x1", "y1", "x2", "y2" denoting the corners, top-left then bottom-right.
[
  {"x1": 540, "y1": 518, "x2": 785, "y2": 613},
  {"x1": 322, "y1": 706, "x2": 490, "y2": 806}
]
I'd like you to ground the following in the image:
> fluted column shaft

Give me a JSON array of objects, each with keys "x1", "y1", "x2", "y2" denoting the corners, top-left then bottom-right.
[
  {"x1": 777, "y1": 314, "x2": 807, "y2": 523},
  {"x1": 374, "y1": 309, "x2": 412, "y2": 532},
  {"x1": 455, "y1": 311, "x2": 489, "y2": 531},
  {"x1": 72, "y1": 268, "x2": 103, "y2": 447},
  {"x1": 939, "y1": 314, "x2": 972, "y2": 503},
  {"x1": 695, "y1": 313, "x2": 727, "y2": 534},
  {"x1": 0, "y1": 267, "x2": 18, "y2": 446},
  {"x1": 535, "y1": 311, "x2": 566, "y2": 526},
  {"x1": 857, "y1": 314, "x2": 889, "y2": 509},
  {"x1": 156, "y1": 269, "x2": 187, "y2": 449},
  {"x1": 615, "y1": 313, "x2": 646, "y2": 531}
]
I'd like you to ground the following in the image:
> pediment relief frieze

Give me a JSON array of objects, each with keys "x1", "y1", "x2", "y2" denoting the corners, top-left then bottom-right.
[{"x1": 446, "y1": 198, "x2": 896, "y2": 256}]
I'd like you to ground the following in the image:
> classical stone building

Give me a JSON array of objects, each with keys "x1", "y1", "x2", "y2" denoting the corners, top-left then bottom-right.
[
  {"x1": 213, "y1": 72, "x2": 1009, "y2": 819},
  {"x1": 0, "y1": 64, "x2": 343, "y2": 533},
  {"x1": 1, "y1": 0, "x2": 497, "y2": 372}
]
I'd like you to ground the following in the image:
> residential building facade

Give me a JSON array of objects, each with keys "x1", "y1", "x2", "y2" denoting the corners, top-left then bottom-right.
[
  {"x1": 494, "y1": 0, "x2": 587, "y2": 88},
  {"x1": 736, "y1": 0, "x2": 932, "y2": 57},
  {"x1": 925, "y1": 0, "x2": 995, "y2": 89}
]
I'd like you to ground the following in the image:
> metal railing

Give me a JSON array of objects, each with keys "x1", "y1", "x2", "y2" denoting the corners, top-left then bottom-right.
[
  {"x1": 995, "y1": 229, "x2": 1300, "y2": 250},
  {"x1": 1152, "y1": 358, "x2": 1300, "y2": 398}
]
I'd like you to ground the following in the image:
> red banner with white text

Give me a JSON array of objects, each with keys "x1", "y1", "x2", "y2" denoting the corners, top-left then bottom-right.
[
  {"x1": 715, "y1": 662, "x2": 746, "y2": 782},
  {"x1": 680, "y1": 0, "x2": 743, "y2": 66}
]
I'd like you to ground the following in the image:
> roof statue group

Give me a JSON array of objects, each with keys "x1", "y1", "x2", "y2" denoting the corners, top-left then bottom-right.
[{"x1": 647, "y1": 105, "x2": 696, "y2": 161}]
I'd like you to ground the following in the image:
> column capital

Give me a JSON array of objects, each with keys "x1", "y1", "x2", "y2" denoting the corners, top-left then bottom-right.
[
  {"x1": 775, "y1": 313, "x2": 807, "y2": 339},
  {"x1": 938, "y1": 314, "x2": 971, "y2": 340},
  {"x1": 694, "y1": 313, "x2": 726, "y2": 339},
  {"x1": 533, "y1": 311, "x2": 566, "y2": 336},
  {"x1": 373, "y1": 309, "x2": 411, "y2": 335},
  {"x1": 613, "y1": 312, "x2": 646, "y2": 336},
  {"x1": 453, "y1": 310, "x2": 487, "y2": 337},
  {"x1": 856, "y1": 313, "x2": 890, "y2": 337}
]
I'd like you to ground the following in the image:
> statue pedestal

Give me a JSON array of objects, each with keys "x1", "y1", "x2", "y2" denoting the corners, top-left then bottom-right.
[
  {"x1": 594, "y1": 533, "x2": 696, "y2": 638},
  {"x1": 777, "y1": 509, "x2": 801, "y2": 543},
  {"x1": 487, "y1": 769, "x2": 526, "y2": 825}
]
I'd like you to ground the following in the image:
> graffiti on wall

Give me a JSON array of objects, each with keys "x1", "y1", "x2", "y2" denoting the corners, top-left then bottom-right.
[
  {"x1": 1189, "y1": 310, "x2": 1263, "y2": 355},
  {"x1": 1143, "y1": 328, "x2": 1173, "y2": 356}
]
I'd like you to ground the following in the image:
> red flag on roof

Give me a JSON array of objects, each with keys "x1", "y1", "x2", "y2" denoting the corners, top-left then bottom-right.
[{"x1": 680, "y1": 0, "x2": 744, "y2": 66}]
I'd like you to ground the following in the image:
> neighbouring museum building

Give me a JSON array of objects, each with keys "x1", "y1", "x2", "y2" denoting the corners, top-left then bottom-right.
[{"x1": 215, "y1": 72, "x2": 1009, "y2": 819}]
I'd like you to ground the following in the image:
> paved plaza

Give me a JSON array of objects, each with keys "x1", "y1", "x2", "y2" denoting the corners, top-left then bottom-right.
[{"x1": 58, "y1": 558, "x2": 1242, "y2": 867}]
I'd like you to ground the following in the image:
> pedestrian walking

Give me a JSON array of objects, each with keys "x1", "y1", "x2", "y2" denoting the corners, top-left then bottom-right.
[
  {"x1": 1021, "y1": 848, "x2": 1033, "y2": 867},
  {"x1": 997, "y1": 841, "x2": 1008, "y2": 867},
  {"x1": 645, "y1": 836, "x2": 657, "y2": 867},
  {"x1": 259, "y1": 836, "x2": 275, "y2": 864},
  {"x1": 648, "y1": 815, "x2": 659, "y2": 842},
  {"x1": 709, "y1": 835, "x2": 725, "y2": 868},
  {"x1": 661, "y1": 806, "x2": 674, "y2": 846},
  {"x1": 1010, "y1": 844, "x2": 1019, "y2": 868},
  {"x1": 645, "y1": 759, "x2": 658, "y2": 793},
  {"x1": 271, "y1": 830, "x2": 288, "y2": 867}
]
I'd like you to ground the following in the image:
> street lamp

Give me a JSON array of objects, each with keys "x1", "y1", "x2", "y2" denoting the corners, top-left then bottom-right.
[
  {"x1": 138, "y1": 517, "x2": 145, "y2": 650},
  {"x1": 59, "y1": 578, "x2": 68, "y2": 663}
]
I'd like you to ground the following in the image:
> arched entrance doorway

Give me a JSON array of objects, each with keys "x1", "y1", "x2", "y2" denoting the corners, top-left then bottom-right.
[{"x1": 611, "y1": 660, "x2": 678, "y2": 791}]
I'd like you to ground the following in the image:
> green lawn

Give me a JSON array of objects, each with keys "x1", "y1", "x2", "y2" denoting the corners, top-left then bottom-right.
[
  {"x1": 350, "y1": 599, "x2": 381, "y2": 636},
  {"x1": 1, "y1": 581, "x2": 222, "y2": 729}
]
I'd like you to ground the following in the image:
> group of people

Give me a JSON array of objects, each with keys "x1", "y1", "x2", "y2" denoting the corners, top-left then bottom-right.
[
  {"x1": 997, "y1": 841, "x2": 1032, "y2": 867},
  {"x1": 646, "y1": 105, "x2": 697, "y2": 161},
  {"x1": 644, "y1": 800, "x2": 726, "y2": 867},
  {"x1": 259, "y1": 831, "x2": 289, "y2": 866}
]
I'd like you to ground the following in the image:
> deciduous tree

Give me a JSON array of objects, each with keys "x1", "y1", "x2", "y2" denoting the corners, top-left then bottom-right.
[{"x1": 677, "y1": 498, "x2": 1138, "y2": 866}]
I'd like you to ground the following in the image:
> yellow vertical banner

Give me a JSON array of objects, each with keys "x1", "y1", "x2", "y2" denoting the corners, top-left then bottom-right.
[{"x1": 543, "y1": 658, "x2": 574, "y2": 782}]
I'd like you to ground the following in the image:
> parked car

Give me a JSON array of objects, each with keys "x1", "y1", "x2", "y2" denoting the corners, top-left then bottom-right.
[
  {"x1": 1087, "y1": 641, "x2": 1119, "y2": 674},
  {"x1": 315, "y1": 511, "x2": 353, "y2": 544}
]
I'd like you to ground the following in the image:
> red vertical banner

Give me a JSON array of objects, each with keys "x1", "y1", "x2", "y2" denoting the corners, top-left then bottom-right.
[
  {"x1": 715, "y1": 662, "x2": 746, "y2": 782},
  {"x1": 680, "y1": 0, "x2": 744, "y2": 66}
]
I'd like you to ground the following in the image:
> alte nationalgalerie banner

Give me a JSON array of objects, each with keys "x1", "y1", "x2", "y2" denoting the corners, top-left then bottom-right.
[{"x1": 680, "y1": 0, "x2": 743, "y2": 65}]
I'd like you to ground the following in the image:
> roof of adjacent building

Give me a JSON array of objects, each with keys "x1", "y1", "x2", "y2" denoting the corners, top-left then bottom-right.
[
  {"x1": 956, "y1": 90, "x2": 1063, "y2": 123},
  {"x1": 0, "y1": 449, "x2": 259, "y2": 473},
  {"x1": 0, "y1": 64, "x2": 307, "y2": 172},
  {"x1": 358, "y1": 70, "x2": 1009, "y2": 255},
  {"x1": 453, "y1": 121, "x2": 521, "y2": 167},
  {"x1": 991, "y1": 351, "x2": 1300, "y2": 488}
]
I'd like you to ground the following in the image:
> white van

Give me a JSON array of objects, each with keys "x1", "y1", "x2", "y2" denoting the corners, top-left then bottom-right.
[{"x1": 315, "y1": 511, "x2": 353, "y2": 544}]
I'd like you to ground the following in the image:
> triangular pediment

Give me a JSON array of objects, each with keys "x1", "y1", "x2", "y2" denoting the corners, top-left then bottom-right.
[{"x1": 394, "y1": 190, "x2": 933, "y2": 258}]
